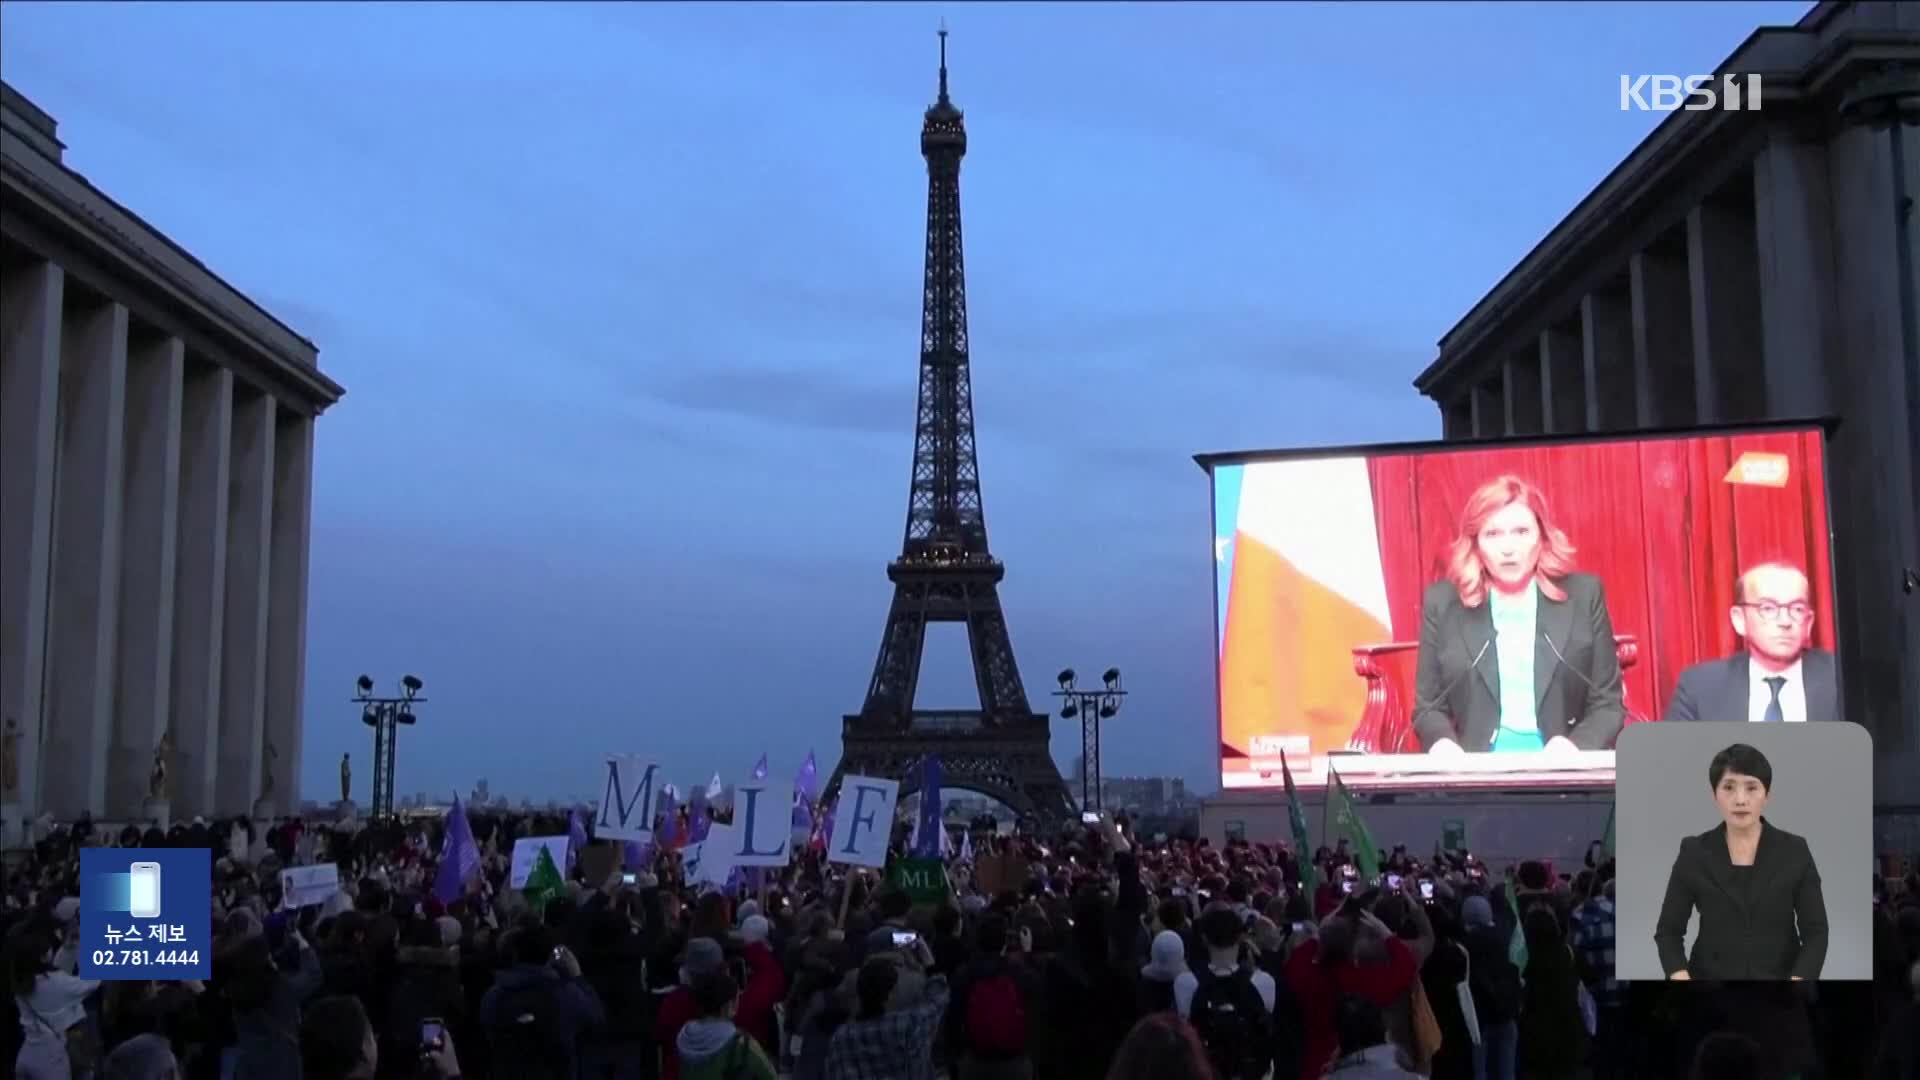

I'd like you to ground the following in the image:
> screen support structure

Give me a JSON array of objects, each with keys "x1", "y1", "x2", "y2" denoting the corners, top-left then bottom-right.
[{"x1": 1055, "y1": 668, "x2": 1125, "y2": 813}]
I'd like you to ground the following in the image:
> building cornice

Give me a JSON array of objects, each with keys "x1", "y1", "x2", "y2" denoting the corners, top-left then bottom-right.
[
  {"x1": 1415, "y1": 1, "x2": 1917, "y2": 398},
  {"x1": 0, "y1": 89, "x2": 343, "y2": 412}
]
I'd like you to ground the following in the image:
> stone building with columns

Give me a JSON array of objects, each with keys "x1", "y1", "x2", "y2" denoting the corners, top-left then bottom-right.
[
  {"x1": 0, "y1": 81, "x2": 343, "y2": 832},
  {"x1": 1412, "y1": 2, "x2": 1920, "y2": 840}
]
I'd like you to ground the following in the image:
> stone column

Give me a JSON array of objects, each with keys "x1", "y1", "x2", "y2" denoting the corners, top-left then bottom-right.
[
  {"x1": 1687, "y1": 199, "x2": 1765, "y2": 423},
  {"x1": 45, "y1": 299, "x2": 128, "y2": 818},
  {"x1": 1629, "y1": 245, "x2": 1697, "y2": 427},
  {"x1": 1580, "y1": 289, "x2": 1635, "y2": 430},
  {"x1": 111, "y1": 334, "x2": 183, "y2": 820},
  {"x1": 0, "y1": 259, "x2": 63, "y2": 838},
  {"x1": 217, "y1": 391, "x2": 275, "y2": 815},
  {"x1": 1503, "y1": 352, "x2": 1544, "y2": 434},
  {"x1": 1752, "y1": 131, "x2": 1839, "y2": 418},
  {"x1": 1539, "y1": 322, "x2": 1586, "y2": 434},
  {"x1": 262, "y1": 411, "x2": 314, "y2": 818},
  {"x1": 170, "y1": 364, "x2": 231, "y2": 820}
]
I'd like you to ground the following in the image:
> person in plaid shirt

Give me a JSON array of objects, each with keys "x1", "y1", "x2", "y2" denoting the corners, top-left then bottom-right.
[
  {"x1": 824, "y1": 950, "x2": 950, "y2": 1080},
  {"x1": 1569, "y1": 874, "x2": 1621, "y2": 1079}
]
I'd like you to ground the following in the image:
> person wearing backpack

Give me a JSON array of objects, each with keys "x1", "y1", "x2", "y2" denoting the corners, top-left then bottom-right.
[
  {"x1": 677, "y1": 970, "x2": 778, "y2": 1080},
  {"x1": 1175, "y1": 907, "x2": 1276, "y2": 1080},
  {"x1": 945, "y1": 914, "x2": 1040, "y2": 1079},
  {"x1": 476, "y1": 922, "x2": 607, "y2": 1080}
]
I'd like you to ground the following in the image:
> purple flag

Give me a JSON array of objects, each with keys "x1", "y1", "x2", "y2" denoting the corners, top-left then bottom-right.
[
  {"x1": 433, "y1": 797, "x2": 480, "y2": 903},
  {"x1": 912, "y1": 757, "x2": 944, "y2": 859},
  {"x1": 688, "y1": 785, "x2": 711, "y2": 845},
  {"x1": 752, "y1": 754, "x2": 769, "y2": 781},
  {"x1": 795, "y1": 751, "x2": 819, "y2": 801},
  {"x1": 816, "y1": 796, "x2": 837, "y2": 852},
  {"x1": 657, "y1": 790, "x2": 682, "y2": 848},
  {"x1": 567, "y1": 808, "x2": 588, "y2": 871}
]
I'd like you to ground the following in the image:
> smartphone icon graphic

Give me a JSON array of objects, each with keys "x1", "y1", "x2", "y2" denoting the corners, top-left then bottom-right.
[{"x1": 128, "y1": 862, "x2": 162, "y2": 919}]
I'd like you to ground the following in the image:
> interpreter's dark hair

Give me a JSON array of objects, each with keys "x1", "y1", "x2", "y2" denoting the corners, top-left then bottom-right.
[
  {"x1": 1104, "y1": 1011, "x2": 1214, "y2": 1080},
  {"x1": 690, "y1": 970, "x2": 738, "y2": 1017},
  {"x1": 854, "y1": 956, "x2": 898, "y2": 1020},
  {"x1": 1709, "y1": 743, "x2": 1773, "y2": 792},
  {"x1": 1335, "y1": 994, "x2": 1389, "y2": 1055},
  {"x1": 298, "y1": 995, "x2": 374, "y2": 1080}
]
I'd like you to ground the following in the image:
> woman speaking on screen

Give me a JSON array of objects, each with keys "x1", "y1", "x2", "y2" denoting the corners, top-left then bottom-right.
[
  {"x1": 1654, "y1": 743, "x2": 1827, "y2": 981},
  {"x1": 1411, "y1": 475, "x2": 1626, "y2": 754}
]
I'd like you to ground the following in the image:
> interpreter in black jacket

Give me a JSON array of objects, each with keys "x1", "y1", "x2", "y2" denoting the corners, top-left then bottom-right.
[{"x1": 1654, "y1": 743, "x2": 1828, "y2": 981}]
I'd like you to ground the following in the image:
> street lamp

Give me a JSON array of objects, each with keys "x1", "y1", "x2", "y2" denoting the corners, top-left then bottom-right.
[
  {"x1": 353, "y1": 674, "x2": 425, "y2": 819},
  {"x1": 1054, "y1": 667, "x2": 1124, "y2": 814}
]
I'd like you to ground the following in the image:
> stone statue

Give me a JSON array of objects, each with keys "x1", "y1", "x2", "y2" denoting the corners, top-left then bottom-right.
[
  {"x1": 149, "y1": 729, "x2": 173, "y2": 801},
  {"x1": 340, "y1": 753, "x2": 352, "y2": 803},
  {"x1": 1, "y1": 717, "x2": 19, "y2": 800},
  {"x1": 259, "y1": 740, "x2": 278, "y2": 799}
]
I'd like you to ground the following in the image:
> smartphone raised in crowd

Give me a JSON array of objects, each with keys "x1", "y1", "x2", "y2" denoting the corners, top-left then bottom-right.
[
  {"x1": 891, "y1": 930, "x2": 919, "y2": 948},
  {"x1": 1081, "y1": 811, "x2": 1100, "y2": 824},
  {"x1": 1419, "y1": 880, "x2": 1435, "y2": 900},
  {"x1": 419, "y1": 1018, "x2": 445, "y2": 1051}
]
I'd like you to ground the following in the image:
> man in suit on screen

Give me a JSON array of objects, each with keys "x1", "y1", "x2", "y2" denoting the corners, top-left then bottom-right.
[{"x1": 1663, "y1": 561, "x2": 1839, "y2": 723}]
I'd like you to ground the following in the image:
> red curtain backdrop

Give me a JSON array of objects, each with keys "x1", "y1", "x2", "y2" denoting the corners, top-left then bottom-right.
[{"x1": 1365, "y1": 431, "x2": 1834, "y2": 722}]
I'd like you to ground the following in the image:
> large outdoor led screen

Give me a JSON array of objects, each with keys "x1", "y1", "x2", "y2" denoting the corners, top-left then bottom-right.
[{"x1": 1205, "y1": 425, "x2": 1841, "y2": 788}]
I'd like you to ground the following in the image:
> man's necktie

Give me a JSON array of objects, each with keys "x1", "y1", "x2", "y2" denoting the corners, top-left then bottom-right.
[{"x1": 1762, "y1": 676, "x2": 1786, "y2": 723}]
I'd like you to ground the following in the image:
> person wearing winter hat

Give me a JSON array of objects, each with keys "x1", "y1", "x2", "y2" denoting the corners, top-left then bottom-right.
[
  {"x1": 658, "y1": 939, "x2": 727, "y2": 1080},
  {"x1": 1139, "y1": 929, "x2": 1189, "y2": 1015}
]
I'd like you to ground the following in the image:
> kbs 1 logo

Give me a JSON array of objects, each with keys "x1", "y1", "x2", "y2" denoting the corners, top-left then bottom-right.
[{"x1": 1620, "y1": 74, "x2": 1763, "y2": 113}]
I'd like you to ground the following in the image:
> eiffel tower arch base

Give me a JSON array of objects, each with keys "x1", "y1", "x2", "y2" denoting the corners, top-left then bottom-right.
[{"x1": 829, "y1": 719, "x2": 1076, "y2": 825}]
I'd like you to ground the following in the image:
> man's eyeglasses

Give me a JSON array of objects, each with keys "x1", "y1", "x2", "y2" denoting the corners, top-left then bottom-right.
[{"x1": 1740, "y1": 601, "x2": 1813, "y2": 622}]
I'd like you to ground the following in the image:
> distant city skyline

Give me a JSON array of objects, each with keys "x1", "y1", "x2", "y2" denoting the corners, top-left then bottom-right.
[{"x1": 0, "y1": 1, "x2": 1813, "y2": 801}]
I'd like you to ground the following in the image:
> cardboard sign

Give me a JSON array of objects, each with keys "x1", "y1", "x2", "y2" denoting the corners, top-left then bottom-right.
[
  {"x1": 280, "y1": 863, "x2": 339, "y2": 909},
  {"x1": 827, "y1": 775, "x2": 898, "y2": 868},
  {"x1": 728, "y1": 782, "x2": 793, "y2": 868},
  {"x1": 973, "y1": 852, "x2": 1029, "y2": 898},
  {"x1": 510, "y1": 836, "x2": 570, "y2": 888},
  {"x1": 596, "y1": 756, "x2": 661, "y2": 842},
  {"x1": 685, "y1": 824, "x2": 736, "y2": 887}
]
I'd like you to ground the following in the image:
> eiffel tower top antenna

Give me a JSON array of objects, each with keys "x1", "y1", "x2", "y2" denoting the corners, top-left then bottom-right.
[{"x1": 937, "y1": 21, "x2": 950, "y2": 104}]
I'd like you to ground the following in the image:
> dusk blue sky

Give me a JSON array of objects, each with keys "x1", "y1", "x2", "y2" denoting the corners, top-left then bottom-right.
[{"x1": 0, "y1": 1, "x2": 1811, "y2": 805}]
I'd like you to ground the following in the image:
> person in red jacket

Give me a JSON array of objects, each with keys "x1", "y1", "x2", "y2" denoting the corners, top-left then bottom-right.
[
  {"x1": 730, "y1": 916, "x2": 787, "y2": 1058},
  {"x1": 657, "y1": 926, "x2": 786, "y2": 1080},
  {"x1": 1285, "y1": 903, "x2": 1421, "y2": 1076}
]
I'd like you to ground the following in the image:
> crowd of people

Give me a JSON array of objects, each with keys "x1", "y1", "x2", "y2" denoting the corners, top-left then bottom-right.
[{"x1": 2, "y1": 807, "x2": 1917, "y2": 1079}]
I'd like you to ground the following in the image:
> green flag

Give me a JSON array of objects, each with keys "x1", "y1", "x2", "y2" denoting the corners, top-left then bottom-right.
[
  {"x1": 1601, "y1": 803, "x2": 1616, "y2": 860},
  {"x1": 1326, "y1": 767, "x2": 1380, "y2": 883},
  {"x1": 1505, "y1": 881, "x2": 1529, "y2": 971},
  {"x1": 1280, "y1": 752, "x2": 1317, "y2": 892},
  {"x1": 523, "y1": 845, "x2": 565, "y2": 915}
]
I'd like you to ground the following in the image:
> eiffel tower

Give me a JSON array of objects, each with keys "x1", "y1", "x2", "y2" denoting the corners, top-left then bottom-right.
[{"x1": 829, "y1": 31, "x2": 1074, "y2": 823}]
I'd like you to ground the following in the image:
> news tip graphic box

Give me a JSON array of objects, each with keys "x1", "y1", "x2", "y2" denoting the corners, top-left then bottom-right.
[{"x1": 79, "y1": 848, "x2": 212, "y2": 980}]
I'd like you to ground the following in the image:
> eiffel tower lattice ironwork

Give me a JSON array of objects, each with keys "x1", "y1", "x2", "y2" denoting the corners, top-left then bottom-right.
[{"x1": 830, "y1": 29, "x2": 1074, "y2": 823}]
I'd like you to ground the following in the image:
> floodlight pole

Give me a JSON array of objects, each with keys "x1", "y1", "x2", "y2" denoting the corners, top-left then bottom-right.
[
  {"x1": 354, "y1": 678, "x2": 424, "y2": 819},
  {"x1": 1053, "y1": 669, "x2": 1126, "y2": 814}
]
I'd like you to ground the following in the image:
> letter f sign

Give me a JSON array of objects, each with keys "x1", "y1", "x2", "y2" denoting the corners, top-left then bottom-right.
[{"x1": 842, "y1": 784, "x2": 884, "y2": 856}]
